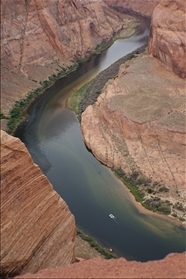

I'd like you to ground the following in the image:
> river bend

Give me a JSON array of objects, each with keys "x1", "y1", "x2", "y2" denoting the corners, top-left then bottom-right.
[{"x1": 15, "y1": 21, "x2": 186, "y2": 261}]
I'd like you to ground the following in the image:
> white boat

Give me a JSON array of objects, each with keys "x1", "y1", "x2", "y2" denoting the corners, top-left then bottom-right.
[{"x1": 109, "y1": 214, "x2": 115, "y2": 219}]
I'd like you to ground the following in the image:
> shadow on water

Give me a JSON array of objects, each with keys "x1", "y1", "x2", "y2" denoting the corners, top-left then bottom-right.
[{"x1": 15, "y1": 17, "x2": 186, "y2": 262}]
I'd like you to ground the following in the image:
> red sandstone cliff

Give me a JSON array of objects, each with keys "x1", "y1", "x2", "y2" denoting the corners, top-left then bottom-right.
[
  {"x1": 81, "y1": 54, "x2": 186, "y2": 211},
  {"x1": 1, "y1": 0, "x2": 130, "y2": 116},
  {"x1": 1, "y1": 0, "x2": 186, "y2": 278},
  {"x1": 1, "y1": 130, "x2": 76, "y2": 276},
  {"x1": 148, "y1": 0, "x2": 186, "y2": 78},
  {"x1": 80, "y1": 0, "x2": 186, "y2": 215}
]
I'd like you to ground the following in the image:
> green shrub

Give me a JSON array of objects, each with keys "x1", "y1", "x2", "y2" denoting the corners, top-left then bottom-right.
[
  {"x1": 179, "y1": 217, "x2": 185, "y2": 222},
  {"x1": 158, "y1": 186, "x2": 169, "y2": 192},
  {"x1": 171, "y1": 212, "x2": 177, "y2": 217},
  {"x1": 114, "y1": 168, "x2": 144, "y2": 203},
  {"x1": 147, "y1": 188, "x2": 154, "y2": 194},
  {"x1": 143, "y1": 197, "x2": 171, "y2": 215},
  {"x1": 0, "y1": 113, "x2": 9, "y2": 119},
  {"x1": 173, "y1": 202, "x2": 186, "y2": 212},
  {"x1": 157, "y1": 205, "x2": 171, "y2": 214}
]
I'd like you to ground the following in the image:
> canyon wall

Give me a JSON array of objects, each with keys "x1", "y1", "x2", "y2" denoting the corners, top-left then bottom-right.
[
  {"x1": 81, "y1": 0, "x2": 186, "y2": 212},
  {"x1": 1, "y1": 0, "x2": 132, "y2": 116},
  {"x1": 148, "y1": 0, "x2": 186, "y2": 78},
  {"x1": 1, "y1": 130, "x2": 76, "y2": 277},
  {"x1": 104, "y1": 0, "x2": 160, "y2": 16},
  {"x1": 1, "y1": 0, "x2": 185, "y2": 277},
  {"x1": 81, "y1": 54, "x2": 186, "y2": 207}
]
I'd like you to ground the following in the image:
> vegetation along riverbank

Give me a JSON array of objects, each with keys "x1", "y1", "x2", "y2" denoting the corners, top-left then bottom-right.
[
  {"x1": 69, "y1": 48, "x2": 186, "y2": 225},
  {"x1": 3, "y1": 16, "x2": 141, "y2": 135}
]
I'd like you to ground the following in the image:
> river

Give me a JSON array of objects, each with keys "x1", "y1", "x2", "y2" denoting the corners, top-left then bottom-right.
[{"x1": 15, "y1": 19, "x2": 186, "y2": 262}]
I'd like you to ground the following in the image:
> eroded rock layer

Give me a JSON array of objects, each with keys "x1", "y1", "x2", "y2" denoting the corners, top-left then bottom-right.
[
  {"x1": 81, "y1": 54, "x2": 186, "y2": 208},
  {"x1": 104, "y1": 0, "x2": 160, "y2": 16},
  {"x1": 16, "y1": 252, "x2": 186, "y2": 278},
  {"x1": 0, "y1": 131, "x2": 76, "y2": 276},
  {"x1": 148, "y1": 0, "x2": 186, "y2": 78},
  {"x1": 1, "y1": 0, "x2": 133, "y2": 115}
]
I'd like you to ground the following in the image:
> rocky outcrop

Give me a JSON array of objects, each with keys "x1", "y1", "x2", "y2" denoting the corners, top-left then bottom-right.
[
  {"x1": 104, "y1": 0, "x2": 160, "y2": 16},
  {"x1": 81, "y1": 53, "x2": 186, "y2": 211},
  {"x1": 148, "y1": 0, "x2": 186, "y2": 78},
  {"x1": 1, "y1": 0, "x2": 134, "y2": 116},
  {"x1": 80, "y1": 0, "x2": 186, "y2": 218},
  {"x1": 0, "y1": 131, "x2": 76, "y2": 277},
  {"x1": 16, "y1": 252, "x2": 186, "y2": 278}
]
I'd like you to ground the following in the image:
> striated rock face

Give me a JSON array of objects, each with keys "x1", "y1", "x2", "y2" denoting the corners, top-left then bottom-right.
[
  {"x1": 16, "y1": 252, "x2": 186, "y2": 278},
  {"x1": 148, "y1": 0, "x2": 186, "y2": 78},
  {"x1": 104, "y1": 0, "x2": 160, "y2": 16},
  {"x1": 1, "y1": 0, "x2": 131, "y2": 116},
  {"x1": 0, "y1": 130, "x2": 76, "y2": 277},
  {"x1": 81, "y1": 54, "x2": 186, "y2": 208}
]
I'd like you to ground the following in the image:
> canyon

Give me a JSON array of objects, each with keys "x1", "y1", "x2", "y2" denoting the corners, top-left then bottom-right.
[
  {"x1": 81, "y1": 51, "x2": 186, "y2": 215},
  {"x1": 1, "y1": 0, "x2": 137, "y2": 119},
  {"x1": 1, "y1": 0, "x2": 185, "y2": 278},
  {"x1": 81, "y1": 0, "x2": 186, "y2": 218}
]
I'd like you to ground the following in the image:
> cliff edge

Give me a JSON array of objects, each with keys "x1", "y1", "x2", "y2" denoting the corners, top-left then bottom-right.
[
  {"x1": 1, "y1": 131, "x2": 76, "y2": 277},
  {"x1": 16, "y1": 252, "x2": 186, "y2": 278}
]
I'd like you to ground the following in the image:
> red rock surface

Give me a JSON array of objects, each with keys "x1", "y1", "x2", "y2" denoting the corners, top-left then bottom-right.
[
  {"x1": 81, "y1": 53, "x2": 186, "y2": 214},
  {"x1": 1, "y1": 131, "x2": 76, "y2": 277},
  {"x1": 1, "y1": 0, "x2": 131, "y2": 116},
  {"x1": 16, "y1": 252, "x2": 186, "y2": 278},
  {"x1": 1, "y1": 1, "x2": 186, "y2": 278},
  {"x1": 148, "y1": 0, "x2": 186, "y2": 78},
  {"x1": 104, "y1": 0, "x2": 160, "y2": 16}
]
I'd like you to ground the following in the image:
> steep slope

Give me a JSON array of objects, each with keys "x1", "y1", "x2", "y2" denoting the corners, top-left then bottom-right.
[
  {"x1": 81, "y1": 53, "x2": 186, "y2": 210},
  {"x1": 148, "y1": 0, "x2": 186, "y2": 78},
  {"x1": 1, "y1": 0, "x2": 134, "y2": 116},
  {"x1": 81, "y1": 0, "x2": 186, "y2": 217},
  {"x1": 1, "y1": 130, "x2": 76, "y2": 276}
]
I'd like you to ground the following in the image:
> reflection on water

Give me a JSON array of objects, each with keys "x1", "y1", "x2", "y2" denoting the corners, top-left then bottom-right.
[{"x1": 15, "y1": 20, "x2": 186, "y2": 262}]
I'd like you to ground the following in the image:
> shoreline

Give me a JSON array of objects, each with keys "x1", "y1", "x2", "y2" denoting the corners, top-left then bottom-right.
[
  {"x1": 74, "y1": 167, "x2": 185, "y2": 261},
  {"x1": 108, "y1": 168, "x2": 185, "y2": 228},
  {"x1": 4, "y1": 15, "x2": 154, "y2": 261},
  {"x1": 70, "y1": 50, "x2": 185, "y2": 225},
  {"x1": 76, "y1": 229, "x2": 117, "y2": 259}
]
